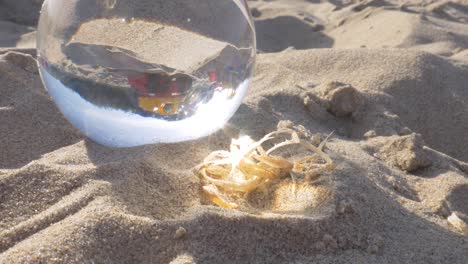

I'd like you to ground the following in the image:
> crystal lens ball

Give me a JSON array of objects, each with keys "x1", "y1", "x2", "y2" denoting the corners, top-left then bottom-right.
[{"x1": 37, "y1": 0, "x2": 256, "y2": 147}]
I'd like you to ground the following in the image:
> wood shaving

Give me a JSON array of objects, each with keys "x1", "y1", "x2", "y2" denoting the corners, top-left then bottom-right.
[{"x1": 194, "y1": 128, "x2": 335, "y2": 209}]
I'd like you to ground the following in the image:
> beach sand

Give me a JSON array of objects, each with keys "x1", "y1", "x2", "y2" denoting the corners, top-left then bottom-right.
[{"x1": 1, "y1": 0, "x2": 468, "y2": 263}]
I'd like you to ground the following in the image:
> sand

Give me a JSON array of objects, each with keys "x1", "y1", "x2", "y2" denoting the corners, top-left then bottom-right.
[
  {"x1": 68, "y1": 19, "x2": 230, "y2": 73},
  {"x1": 1, "y1": 0, "x2": 468, "y2": 263}
]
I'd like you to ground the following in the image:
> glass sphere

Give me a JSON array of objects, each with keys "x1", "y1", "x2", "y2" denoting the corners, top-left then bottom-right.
[{"x1": 37, "y1": 0, "x2": 256, "y2": 147}]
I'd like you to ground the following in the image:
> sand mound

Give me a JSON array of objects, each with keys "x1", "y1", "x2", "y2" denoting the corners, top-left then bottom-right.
[
  {"x1": 1, "y1": 48, "x2": 467, "y2": 263},
  {"x1": 250, "y1": 49, "x2": 468, "y2": 161},
  {"x1": 0, "y1": 52, "x2": 81, "y2": 169}
]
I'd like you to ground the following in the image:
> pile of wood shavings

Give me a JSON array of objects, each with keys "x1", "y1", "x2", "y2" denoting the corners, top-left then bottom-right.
[{"x1": 194, "y1": 125, "x2": 335, "y2": 209}]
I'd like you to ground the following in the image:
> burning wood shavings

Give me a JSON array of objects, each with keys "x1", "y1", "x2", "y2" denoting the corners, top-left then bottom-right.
[{"x1": 193, "y1": 127, "x2": 335, "y2": 209}]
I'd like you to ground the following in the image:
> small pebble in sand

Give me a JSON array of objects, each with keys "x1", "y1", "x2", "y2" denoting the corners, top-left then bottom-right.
[
  {"x1": 174, "y1": 227, "x2": 187, "y2": 239},
  {"x1": 378, "y1": 134, "x2": 432, "y2": 172},
  {"x1": 315, "y1": 82, "x2": 363, "y2": 117}
]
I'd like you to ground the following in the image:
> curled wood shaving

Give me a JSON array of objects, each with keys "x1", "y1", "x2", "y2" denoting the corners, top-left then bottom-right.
[{"x1": 194, "y1": 128, "x2": 334, "y2": 209}]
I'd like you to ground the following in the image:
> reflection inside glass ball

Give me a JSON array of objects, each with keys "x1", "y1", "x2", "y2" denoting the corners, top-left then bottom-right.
[{"x1": 37, "y1": 0, "x2": 256, "y2": 147}]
